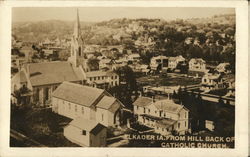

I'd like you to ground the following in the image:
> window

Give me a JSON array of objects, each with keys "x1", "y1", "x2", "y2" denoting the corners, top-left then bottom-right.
[
  {"x1": 185, "y1": 121, "x2": 186, "y2": 127},
  {"x1": 148, "y1": 109, "x2": 150, "y2": 113},
  {"x1": 82, "y1": 130, "x2": 86, "y2": 135},
  {"x1": 102, "y1": 114, "x2": 104, "y2": 121},
  {"x1": 178, "y1": 123, "x2": 180, "y2": 129},
  {"x1": 68, "y1": 103, "x2": 71, "y2": 109},
  {"x1": 185, "y1": 112, "x2": 187, "y2": 118},
  {"x1": 137, "y1": 106, "x2": 139, "y2": 110},
  {"x1": 90, "y1": 77, "x2": 92, "y2": 81},
  {"x1": 82, "y1": 107, "x2": 84, "y2": 114},
  {"x1": 75, "y1": 105, "x2": 77, "y2": 112},
  {"x1": 143, "y1": 108, "x2": 146, "y2": 113}
]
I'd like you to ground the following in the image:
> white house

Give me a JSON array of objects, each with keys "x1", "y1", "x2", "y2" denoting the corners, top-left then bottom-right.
[
  {"x1": 150, "y1": 55, "x2": 169, "y2": 71},
  {"x1": 127, "y1": 53, "x2": 140, "y2": 63},
  {"x1": 133, "y1": 97, "x2": 190, "y2": 135},
  {"x1": 52, "y1": 82, "x2": 124, "y2": 127},
  {"x1": 64, "y1": 117, "x2": 107, "y2": 147},
  {"x1": 85, "y1": 70, "x2": 119, "y2": 89},
  {"x1": 216, "y1": 63, "x2": 231, "y2": 74},
  {"x1": 189, "y1": 58, "x2": 206, "y2": 72},
  {"x1": 168, "y1": 55, "x2": 185, "y2": 69},
  {"x1": 201, "y1": 73, "x2": 225, "y2": 92}
]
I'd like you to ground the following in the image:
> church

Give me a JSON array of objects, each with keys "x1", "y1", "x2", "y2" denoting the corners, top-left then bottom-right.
[{"x1": 11, "y1": 10, "x2": 119, "y2": 106}]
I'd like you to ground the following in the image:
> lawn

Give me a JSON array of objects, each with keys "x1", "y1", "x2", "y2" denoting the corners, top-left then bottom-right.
[
  {"x1": 10, "y1": 106, "x2": 79, "y2": 147},
  {"x1": 137, "y1": 74, "x2": 201, "y2": 87}
]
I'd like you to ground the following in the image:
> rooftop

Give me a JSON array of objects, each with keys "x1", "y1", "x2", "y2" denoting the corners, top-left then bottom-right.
[
  {"x1": 26, "y1": 61, "x2": 84, "y2": 86},
  {"x1": 52, "y1": 82, "x2": 104, "y2": 107},
  {"x1": 69, "y1": 117, "x2": 106, "y2": 135},
  {"x1": 133, "y1": 96, "x2": 152, "y2": 107}
]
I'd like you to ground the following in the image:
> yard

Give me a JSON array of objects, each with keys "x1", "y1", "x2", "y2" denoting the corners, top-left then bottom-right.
[
  {"x1": 137, "y1": 74, "x2": 201, "y2": 87},
  {"x1": 10, "y1": 106, "x2": 79, "y2": 147}
]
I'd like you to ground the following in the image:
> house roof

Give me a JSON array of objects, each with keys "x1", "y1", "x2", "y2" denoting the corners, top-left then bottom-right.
[
  {"x1": 69, "y1": 117, "x2": 106, "y2": 135},
  {"x1": 154, "y1": 99, "x2": 184, "y2": 114},
  {"x1": 96, "y1": 96, "x2": 121, "y2": 113},
  {"x1": 52, "y1": 82, "x2": 104, "y2": 107},
  {"x1": 189, "y1": 58, "x2": 205, "y2": 64},
  {"x1": 133, "y1": 96, "x2": 152, "y2": 107},
  {"x1": 86, "y1": 70, "x2": 116, "y2": 78},
  {"x1": 90, "y1": 123, "x2": 106, "y2": 135},
  {"x1": 26, "y1": 61, "x2": 84, "y2": 86}
]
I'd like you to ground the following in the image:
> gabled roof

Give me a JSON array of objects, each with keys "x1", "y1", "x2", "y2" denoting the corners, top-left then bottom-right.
[
  {"x1": 86, "y1": 70, "x2": 116, "y2": 78},
  {"x1": 26, "y1": 61, "x2": 84, "y2": 86},
  {"x1": 96, "y1": 96, "x2": 116, "y2": 109},
  {"x1": 153, "y1": 99, "x2": 184, "y2": 114},
  {"x1": 133, "y1": 96, "x2": 152, "y2": 107},
  {"x1": 52, "y1": 82, "x2": 104, "y2": 107},
  {"x1": 69, "y1": 117, "x2": 106, "y2": 135}
]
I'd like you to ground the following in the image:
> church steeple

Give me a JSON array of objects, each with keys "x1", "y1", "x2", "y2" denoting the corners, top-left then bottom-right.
[
  {"x1": 73, "y1": 9, "x2": 81, "y2": 38},
  {"x1": 68, "y1": 9, "x2": 85, "y2": 68}
]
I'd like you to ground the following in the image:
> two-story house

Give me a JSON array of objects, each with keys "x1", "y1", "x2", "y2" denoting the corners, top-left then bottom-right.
[
  {"x1": 200, "y1": 73, "x2": 225, "y2": 92},
  {"x1": 85, "y1": 70, "x2": 119, "y2": 89},
  {"x1": 150, "y1": 55, "x2": 169, "y2": 71},
  {"x1": 189, "y1": 58, "x2": 206, "y2": 72},
  {"x1": 133, "y1": 97, "x2": 190, "y2": 135},
  {"x1": 168, "y1": 55, "x2": 185, "y2": 70}
]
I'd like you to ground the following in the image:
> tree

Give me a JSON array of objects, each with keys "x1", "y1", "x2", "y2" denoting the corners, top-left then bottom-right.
[{"x1": 87, "y1": 58, "x2": 100, "y2": 71}]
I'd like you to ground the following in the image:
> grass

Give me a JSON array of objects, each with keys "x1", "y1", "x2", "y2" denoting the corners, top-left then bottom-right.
[
  {"x1": 10, "y1": 106, "x2": 79, "y2": 147},
  {"x1": 137, "y1": 74, "x2": 201, "y2": 87}
]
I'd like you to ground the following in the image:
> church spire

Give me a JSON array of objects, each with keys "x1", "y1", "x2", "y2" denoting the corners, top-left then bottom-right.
[{"x1": 73, "y1": 9, "x2": 81, "y2": 38}]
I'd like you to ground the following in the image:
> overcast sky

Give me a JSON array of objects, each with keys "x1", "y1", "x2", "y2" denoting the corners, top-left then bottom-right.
[{"x1": 12, "y1": 7, "x2": 235, "y2": 22}]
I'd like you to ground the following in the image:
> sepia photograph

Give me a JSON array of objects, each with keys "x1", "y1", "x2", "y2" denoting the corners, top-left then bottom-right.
[{"x1": 9, "y1": 6, "x2": 238, "y2": 148}]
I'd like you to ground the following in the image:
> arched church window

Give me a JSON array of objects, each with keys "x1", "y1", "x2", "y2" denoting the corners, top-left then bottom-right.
[{"x1": 79, "y1": 47, "x2": 81, "y2": 56}]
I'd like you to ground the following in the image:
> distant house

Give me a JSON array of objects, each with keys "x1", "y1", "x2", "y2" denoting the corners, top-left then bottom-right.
[
  {"x1": 127, "y1": 53, "x2": 140, "y2": 63},
  {"x1": 20, "y1": 46, "x2": 35, "y2": 63},
  {"x1": 168, "y1": 55, "x2": 185, "y2": 70},
  {"x1": 99, "y1": 58, "x2": 116, "y2": 70},
  {"x1": 52, "y1": 82, "x2": 124, "y2": 127},
  {"x1": 85, "y1": 70, "x2": 119, "y2": 89},
  {"x1": 64, "y1": 117, "x2": 107, "y2": 147},
  {"x1": 201, "y1": 73, "x2": 225, "y2": 92},
  {"x1": 189, "y1": 58, "x2": 206, "y2": 72},
  {"x1": 205, "y1": 120, "x2": 215, "y2": 132},
  {"x1": 216, "y1": 63, "x2": 231, "y2": 74},
  {"x1": 133, "y1": 97, "x2": 190, "y2": 135},
  {"x1": 150, "y1": 55, "x2": 168, "y2": 71}
]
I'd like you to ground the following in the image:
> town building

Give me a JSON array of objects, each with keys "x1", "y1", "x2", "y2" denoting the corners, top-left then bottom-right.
[
  {"x1": 200, "y1": 73, "x2": 225, "y2": 92},
  {"x1": 52, "y1": 82, "x2": 124, "y2": 127},
  {"x1": 85, "y1": 70, "x2": 119, "y2": 89},
  {"x1": 188, "y1": 58, "x2": 206, "y2": 74},
  {"x1": 64, "y1": 117, "x2": 107, "y2": 147},
  {"x1": 168, "y1": 55, "x2": 185, "y2": 70},
  {"x1": 11, "y1": 61, "x2": 85, "y2": 105},
  {"x1": 216, "y1": 62, "x2": 231, "y2": 74},
  {"x1": 133, "y1": 97, "x2": 190, "y2": 135},
  {"x1": 127, "y1": 53, "x2": 140, "y2": 63},
  {"x1": 150, "y1": 55, "x2": 168, "y2": 71}
]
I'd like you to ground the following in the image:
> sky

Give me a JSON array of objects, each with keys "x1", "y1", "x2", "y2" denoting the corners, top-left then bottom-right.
[{"x1": 12, "y1": 7, "x2": 235, "y2": 22}]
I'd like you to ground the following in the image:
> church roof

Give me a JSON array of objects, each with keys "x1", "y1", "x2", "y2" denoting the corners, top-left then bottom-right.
[
  {"x1": 26, "y1": 61, "x2": 84, "y2": 86},
  {"x1": 52, "y1": 82, "x2": 104, "y2": 107},
  {"x1": 52, "y1": 82, "x2": 122, "y2": 112},
  {"x1": 96, "y1": 96, "x2": 121, "y2": 113}
]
